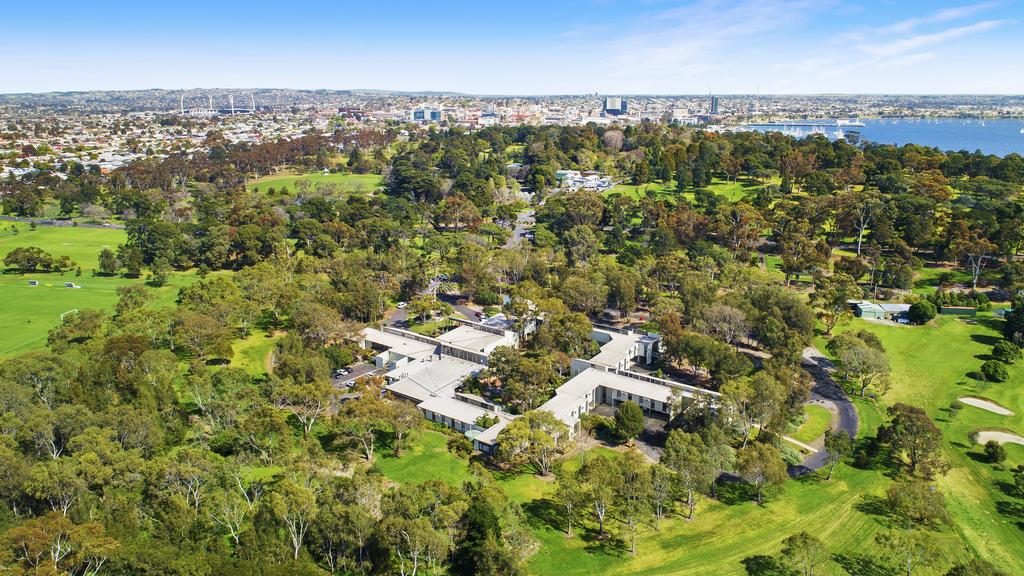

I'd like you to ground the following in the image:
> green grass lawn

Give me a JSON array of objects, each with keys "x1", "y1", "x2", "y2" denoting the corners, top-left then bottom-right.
[
  {"x1": 831, "y1": 315, "x2": 1024, "y2": 572},
  {"x1": 0, "y1": 224, "x2": 233, "y2": 357},
  {"x1": 604, "y1": 177, "x2": 773, "y2": 205},
  {"x1": 605, "y1": 180, "x2": 679, "y2": 202},
  {"x1": 790, "y1": 404, "x2": 833, "y2": 444},
  {"x1": 373, "y1": 428, "x2": 474, "y2": 486},
  {"x1": 229, "y1": 329, "x2": 281, "y2": 376},
  {"x1": 762, "y1": 253, "x2": 815, "y2": 285},
  {"x1": 0, "y1": 270, "x2": 215, "y2": 358},
  {"x1": 246, "y1": 171, "x2": 384, "y2": 194},
  {"x1": 407, "y1": 318, "x2": 453, "y2": 337},
  {"x1": 0, "y1": 222, "x2": 126, "y2": 269},
  {"x1": 913, "y1": 264, "x2": 974, "y2": 296},
  {"x1": 704, "y1": 177, "x2": 768, "y2": 202}
]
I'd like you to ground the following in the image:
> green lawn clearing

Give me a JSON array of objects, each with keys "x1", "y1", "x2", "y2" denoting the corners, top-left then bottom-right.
[
  {"x1": 0, "y1": 222, "x2": 126, "y2": 269},
  {"x1": 0, "y1": 270, "x2": 215, "y2": 358},
  {"x1": 230, "y1": 329, "x2": 281, "y2": 376},
  {"x1": 790, "y1": 404, "x2": 833, "y2": 444},
  {"x1": 0, "y1": 222, "x2": 229, "y2": 357},
  {"x1": 373, "y1": 429, "x2": 474, "y2": 487},
  {"x1": 246, "y1": 171, "x2": 384, "y2": 195}
]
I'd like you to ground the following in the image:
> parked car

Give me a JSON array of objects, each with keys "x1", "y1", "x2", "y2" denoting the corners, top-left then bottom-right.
[{"x1": 396, "y1": 301, "x2": 408, "y2": 309}]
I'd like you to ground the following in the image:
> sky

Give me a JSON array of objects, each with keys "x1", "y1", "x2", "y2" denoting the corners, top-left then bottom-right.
[{"x1": 1, "y1": 0, "x2": 1022, "y2": 94}]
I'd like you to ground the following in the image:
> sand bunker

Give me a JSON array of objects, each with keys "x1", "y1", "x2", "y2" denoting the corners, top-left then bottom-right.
[
  {"x1": 974, "y1": 430, "x2": 1024, "y2": 446},
  {"x1": 958, "y1": 397, "x2": 1014, "y2": 416}
]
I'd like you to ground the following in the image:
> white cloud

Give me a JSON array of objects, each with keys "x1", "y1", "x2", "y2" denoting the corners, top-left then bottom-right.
[
  {"x1": 599, "y1": 0, "x2": 834, "y2": 84},
  {"x1": 879, "y1": 1, "x2": 997, "y2": 34},
  {"x1": 857, "y1": 19, "x2": 1007, "y2": 57}
]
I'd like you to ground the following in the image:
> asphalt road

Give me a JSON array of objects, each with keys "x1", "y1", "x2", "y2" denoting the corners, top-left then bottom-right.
[{"x1": 792, "y1": 346, "x2": 860, "y2": 474}]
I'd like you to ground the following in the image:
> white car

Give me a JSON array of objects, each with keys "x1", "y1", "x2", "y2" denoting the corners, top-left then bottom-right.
[{"x1": 396, "y1": 301, "x2": 408, "y2": 309}]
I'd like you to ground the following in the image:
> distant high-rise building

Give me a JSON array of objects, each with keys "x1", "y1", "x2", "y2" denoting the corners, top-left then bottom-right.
[
  {"x1": 603, "y1": 96, "x2": 627, "y2": 116},
  {"x1": 411, "y1": 107, "x2": 442, "y2": 122},
  {"x1": 710, "y1": 96, "x2": 719, "y2": 115}
]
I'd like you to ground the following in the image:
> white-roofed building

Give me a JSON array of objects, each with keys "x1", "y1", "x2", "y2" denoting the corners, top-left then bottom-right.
[{"x1": 359, "y1": 319, "x2": 716, "y2": 458}]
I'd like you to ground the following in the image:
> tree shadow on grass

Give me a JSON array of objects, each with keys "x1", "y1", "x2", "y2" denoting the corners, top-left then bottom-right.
[
  {"x1": 994, "y1": 480, "x2": 1023, "y2": 499},
  {"x1": 969, "y1": 333, "x2": 1001, "y2": 347},
  {"x1": 965, "y1": 371, "x2": 986, "y2": 382},
  {"x1": 579, "y1": 529, "x2": 628, "y2": 557},
  {"x1": 975, "y1": 316, "x2": 1007, "y2": 333},
  {"x1": 833, "y1": 553, "x2": 890, "y2": 576},
  {"x1": 522, "y1": 498, "x2": 563, "y2": 532},
  {"x1": 854, "y1": 494, "x2": 892, "y2": 523},
  {"x1": 741, "y1": 555, "x2": 792, "y2": 576},
  {"x1": 995, "y1": 500, "x2": 1024, "y2": 523},
  {"x1": 715, "y1": 480, "x2": 756, "y2": 505},
  {"x1": 965, "y1": 451, "x2": 993, "y2": 465}
]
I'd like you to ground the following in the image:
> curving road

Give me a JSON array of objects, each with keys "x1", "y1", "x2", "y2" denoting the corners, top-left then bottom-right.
[{"x1": 791, "y1": 346, "x2": 860, "y2": 474}]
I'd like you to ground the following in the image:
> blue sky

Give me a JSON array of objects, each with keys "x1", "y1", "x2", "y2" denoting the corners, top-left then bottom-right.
[{"x1": 1, "y1": 0, "x2": 1021, "y2": 94}]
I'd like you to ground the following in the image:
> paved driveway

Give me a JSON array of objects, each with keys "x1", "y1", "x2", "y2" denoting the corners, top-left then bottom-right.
[
  {"x1": 503, "y1": 209, "x2": 534, "y2": 249},
  {"x1": 792, "y1": 346, "x2": 860, "y2": 473}
]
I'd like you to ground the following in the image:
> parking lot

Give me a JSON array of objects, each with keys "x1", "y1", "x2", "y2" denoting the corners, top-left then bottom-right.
[{"x1": 332, "y1": 362, "x2": 382, "y2": 388}]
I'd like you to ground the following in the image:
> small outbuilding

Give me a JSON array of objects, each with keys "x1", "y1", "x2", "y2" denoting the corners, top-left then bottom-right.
[{"x1": 852, "y1": 300, "x2": 886, "y2": 320}]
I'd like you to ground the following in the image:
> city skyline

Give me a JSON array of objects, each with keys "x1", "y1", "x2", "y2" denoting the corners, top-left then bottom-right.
[{"x1": 2, "y1": 0, "x2": 1022, "y2": 95}]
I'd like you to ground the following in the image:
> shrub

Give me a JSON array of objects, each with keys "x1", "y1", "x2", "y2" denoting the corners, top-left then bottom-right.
[
  {"x1": 983, "y1": 440, "x2": 1007, "y2": 464},
  {"x1": 447, "y1": 435, "x2": 473, "y2": 459},
  {"x1": 980, "y1": 360, "x2": 1009, "y2": 383},
  {"x1": 991, "y1": 340, "x2": 1021, "y2": 364},
  {"x1": 474, "y1": 290, "x2": 501, "y2": 306},
  {"x1": 908, "y1": 301, "x2": 937, "y2": 324},
  {"x1": 579, "y1": 413, "x2": 613, "y2": 436},
  {"x1": 474, "y1": 414, "x2": 499, "y2": 428},
  {"x1": 779, "y1": 444, "x2": 803, "y2": 466}
]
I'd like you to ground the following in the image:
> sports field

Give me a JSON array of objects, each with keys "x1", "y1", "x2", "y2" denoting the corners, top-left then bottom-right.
[{"x1": 0, "y1": 223, "x2": 214, "y2": 357}]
